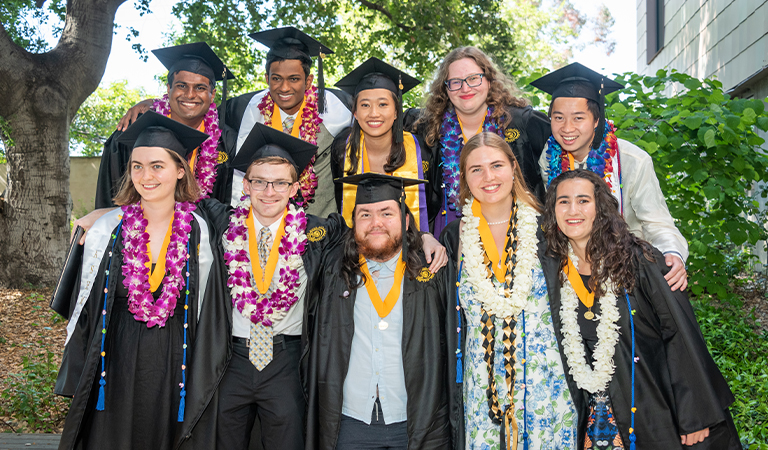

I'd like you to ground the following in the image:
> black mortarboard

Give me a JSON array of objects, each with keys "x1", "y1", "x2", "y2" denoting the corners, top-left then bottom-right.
[
  {"x1": 335, "y1": 58, "x2": 421, "y2": 145},
  {"x1": 152, "y1": 42, "x2": 236, "y2": 131},
  {"x1": 249, "y1": 27, "x2": 333, "y2": 114},
  {"x1": 335, "y1": 173, "x2": 427, "y2": 261},
  {"x1": 230, "y1": 122, "x2": 317, "y2": 175},
  {"x1": 117, "y1": 111, "x2": 209, "y2": 160},
  {"x1": 530, "y1": 62, "x2": 624, "y2": 149}
]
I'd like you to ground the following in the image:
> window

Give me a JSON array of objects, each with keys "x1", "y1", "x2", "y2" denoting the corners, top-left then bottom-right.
[{"x1": 647, "y1": 0, "x2": 665, "y2": 63}]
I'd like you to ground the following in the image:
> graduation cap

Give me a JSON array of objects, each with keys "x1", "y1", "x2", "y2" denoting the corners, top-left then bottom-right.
[
  {"x1": 335, "y1": 57, "x2": 421, "y2": 145},
  {"x1": 249, "y1": 27, "x2": 333, "y2": 114},
  {"x1": 117, "y1": 110, "x2": 209, "y2": 160},
  {"x1": 152, "y1": 42, "x2": 237, "y2": 131},
  {"x1": 230, "y1": 122, "x2": 317, "y2": 176},
  {"x1": 530, "y1": 62, "x2": 624, "y2": 149},
  {"x1": 335, "y1": 173, "x2": 427, "y2": 262}
]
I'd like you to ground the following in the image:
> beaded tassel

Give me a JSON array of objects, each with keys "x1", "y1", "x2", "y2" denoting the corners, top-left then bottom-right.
[{"x1": 96, "y1": 222, "x2": 123, "y2": 411}]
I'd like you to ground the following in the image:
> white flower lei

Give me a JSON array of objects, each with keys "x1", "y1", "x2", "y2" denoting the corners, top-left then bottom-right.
[
  {"x1": 223, "y1": 198, "x2": 307, "y2": 325},
  {"x1": 459, "y1": 197, "x2": 539, "y2": 318},
  {"x1": 559, "y1": 247, "x2": 621, "y2": 393}
]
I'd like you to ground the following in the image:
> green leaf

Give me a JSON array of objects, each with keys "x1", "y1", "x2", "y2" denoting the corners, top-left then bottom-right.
[
  {"x1": 741, "y1": 108, "x2": 756, "y2": 126},
  {"x1": 684, "y1": 116, "x2": 702, "y2": 130},
  {"x1": 704, "y1": 128, "x2": 716, "y2": 148}
]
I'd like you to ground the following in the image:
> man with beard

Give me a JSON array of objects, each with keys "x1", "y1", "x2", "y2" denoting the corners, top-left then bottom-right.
[
  {"x1": 97, "y1": 42, "x2": 238, "y2": 207},
  {"x1": 303, "y1": 173, "x2": 458, "y2": 450}
]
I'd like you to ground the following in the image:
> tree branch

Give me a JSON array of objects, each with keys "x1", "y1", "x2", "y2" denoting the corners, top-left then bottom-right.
[{"x1": 354, "y1": 0, "x2": 415, "y2": 32}]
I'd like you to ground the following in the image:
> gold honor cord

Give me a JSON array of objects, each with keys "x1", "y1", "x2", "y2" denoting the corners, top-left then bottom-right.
[
  {"x1": 358, "y1": 255, "x2": 407, "y2": 329},
  {"x1": 341, "y1": 132, "x2": 423, "y2": 229},
  {"x1": 270, "y1": 97, "x2": 306, "y2": 138},
  {"x1": 479, "y1": 199, "x2": 520, "y2": 450},
  {"x1": 146, "y1": 218, "x2": 174, "y2": 293},
  {"x1": 565, "y1": 257, "x2": 596, "y2": 320},
  {"x1": 246, "y1": 209, "x2": 287, "y2": 294}
]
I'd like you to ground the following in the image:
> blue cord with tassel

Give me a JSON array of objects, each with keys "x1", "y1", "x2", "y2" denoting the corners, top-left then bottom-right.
[
  {"x1": 96, "y1": 220, "x2": 123, "y2": 411},
  {"x1": 625, "y1": 291, "x2": 637, "y2": 449},
  {"x1": 178, "y1": 240, "x2": 190, "y2": 422},
  {"x1": 455, "y1": 258, "x2": 464, "y2": 383}
]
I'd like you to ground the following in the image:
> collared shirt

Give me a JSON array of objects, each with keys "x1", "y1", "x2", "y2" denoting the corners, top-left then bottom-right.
[
  {"x1": 231, "y1": 214, "x2": 307, "y2": 338},
  {"x1": 342, "y1": 253, "x2": 407, "y2": 425}
]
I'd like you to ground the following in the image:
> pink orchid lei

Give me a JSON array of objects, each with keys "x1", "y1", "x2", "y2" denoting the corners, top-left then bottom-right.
[
  {"x1": 223, "y1": 199, "x2": 308, "y2": 326},
  {"x1": 121, "y1": 201, "x2": 196, "y2": 327},
  {"x1": 256, "y1": 85, "x2": 321, "y2": 206},
  {"x1": 153, "y1": 94, "x2": 222, "y2": 200}
]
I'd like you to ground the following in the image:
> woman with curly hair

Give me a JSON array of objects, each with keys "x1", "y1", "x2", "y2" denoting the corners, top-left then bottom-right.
[
  {"x1": 441, "y1": 132, "x2": 578, "y2": 450},
  {"x1": 541, "y1": 169, "x2": 740, "y2": 449},
  {"x1": 410, "y1": 46, "x2": 550, "y2": 237}
]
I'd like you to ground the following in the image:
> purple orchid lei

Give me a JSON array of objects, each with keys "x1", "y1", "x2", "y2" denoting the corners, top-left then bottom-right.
[
  {"x1": 153, "y1": 94, "x2": 221, "y2": 200},
  {"x1": 120, "y1": 201, "x2": 196, "y2": 328},
  {"x1": 440, "y1": 106, "x2": 503, "y2": 212},
  {"x1": 223, "y1": 199, "x2": 308, "y2": 327}
]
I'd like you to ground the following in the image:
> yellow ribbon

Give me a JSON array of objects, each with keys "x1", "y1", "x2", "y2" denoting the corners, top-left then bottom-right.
[
  {"x1": 246, "y1": 208, "x2": 287, "y2": 294},
  {"x1": 472, "y1": 199, "x2": 511, "y2": 283},
  {"x1": 146, "y1": 218, "x2": 174, "y2": 293},
  {"x1": 358, "y1": 255, "x2": 406, "y2": 319},
  {"x1": 565, "y1": 257, "x2": 595, "y2": 310},
  {"x1": 342, "y1": 131, "x2": 422, "y2": 229},
  {"x1": 457, "y1": 114, "x2": 484, "y2": 142},
  {"x1": 270, "y1": 97, "x2": 306, "y2": 138},
  {"x1": 165, "y1": 113, "x2": 204, "y2": 171}
]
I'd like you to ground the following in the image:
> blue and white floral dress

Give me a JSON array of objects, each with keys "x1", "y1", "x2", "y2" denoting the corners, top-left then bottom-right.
[{"x1": 460, "y1": 260, "x2": 578, "y2": 450}]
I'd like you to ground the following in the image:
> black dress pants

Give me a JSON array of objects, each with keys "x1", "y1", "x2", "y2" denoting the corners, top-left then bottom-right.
[{"x1": 217, "y1": 335, "x2": 305, "y2": 450}]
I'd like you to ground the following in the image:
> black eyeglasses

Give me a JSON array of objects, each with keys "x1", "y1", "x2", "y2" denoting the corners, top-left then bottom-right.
[
  {"x1": 247, "y1": 179, "x2": 293, "y2": 193},
  {"x1": 445, "y1": 73, "x2": 485, "y2": 91}
]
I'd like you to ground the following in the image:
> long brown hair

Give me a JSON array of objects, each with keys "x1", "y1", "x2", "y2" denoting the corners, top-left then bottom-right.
[
  {"x1": 542, "y1": 169, "x2": 654, "y2": 297},
  {"x1": 458, "y1": 132, "x2": 541, "y2": 213},
  {"x1": 340, "y1": 205, "x2": 423, "y2": 290},
  {"x1": 417, "y1": 46, "x2": 528, "y2": 147},
  {"x1": 344, "y1": 90, "x2": 406, "y2": 175},
  {"x1": 113, "y1": 148, "x2": 201, "y2": 205}
]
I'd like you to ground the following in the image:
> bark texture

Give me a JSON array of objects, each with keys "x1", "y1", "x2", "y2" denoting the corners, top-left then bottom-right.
[{"x1": 0, "y1": 0, "x2": 126, "y2": 287}]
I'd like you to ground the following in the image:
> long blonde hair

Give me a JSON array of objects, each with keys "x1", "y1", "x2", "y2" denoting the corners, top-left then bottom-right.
[
  {"x1": 458, "y1": 132, "x2": 541, "y2": 212},
  {"x1": 417, "y1": 46, "x2": 528, "y2": 147}
]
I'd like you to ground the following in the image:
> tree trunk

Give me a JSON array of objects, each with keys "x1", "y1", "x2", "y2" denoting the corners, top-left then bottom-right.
[{"x1": 0, "y1": 0, "x2": 126, "y2": 288}]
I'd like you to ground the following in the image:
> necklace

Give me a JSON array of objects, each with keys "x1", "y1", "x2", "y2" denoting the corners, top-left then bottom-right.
[
  {"x1": 559, "y1": 246, "x2": 621, "y2": 393},
  {"x1": 223, "y1": 198, "x2": 308, "y2": 326},
  {"x1": 257, "y1": 86, "x2": 321, "y2": 206},
  {"x1": 439, "y1": 106, "x2": 502, "y2": 213},
  {"x1": 120, "y1": 201, "x2": 196, "y2": 327},
  {"x1": 152, "y1": 94, "x2": 221, "y2": 200},
  {"x1": 486, "y1": 219, "x2": 509, "y2": 226}
]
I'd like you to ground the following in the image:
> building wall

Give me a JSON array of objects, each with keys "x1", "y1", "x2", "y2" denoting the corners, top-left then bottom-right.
[
  {"x1": 637, "y1": 0, "x2": 768, "y2": 91},
  {"x1": 0, "y1": 156, "x2": 101, "y2": 219}
]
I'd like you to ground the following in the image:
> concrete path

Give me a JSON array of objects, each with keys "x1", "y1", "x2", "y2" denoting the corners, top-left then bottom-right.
[{"x1": 0, "y1": 433, "x2": 60, "y2": 449}]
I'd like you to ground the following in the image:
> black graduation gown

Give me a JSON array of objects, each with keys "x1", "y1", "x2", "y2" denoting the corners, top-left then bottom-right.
[
  {"x1": 54, "y1": 210, "x2": 230, "y2": 450},
  {"x1": 303, "y1": 242, "x2": 458, "y2": 450},
  {"x1": 329, "y1": 127, "x2": 442, "y2": 234},
  {"x1": 223, "y1": 88, "x2": 354, "y2": 132},
  {"x1": 94, "y1": 121, "x2": 239, "y2": 208},
  {"x1": 541, "y1": 246, "x2": 742, "y2": 449},
  {"x1": 404, "y1": 106, "x2": 551, "y2": 205},
  {"x1": 196, "y1": 197, "x2": 349, "y2": 390}
]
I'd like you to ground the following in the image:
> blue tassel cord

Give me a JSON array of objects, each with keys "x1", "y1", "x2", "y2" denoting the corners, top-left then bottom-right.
[
  {"x1": 96, "y1": 221, "x2": 123, "y2": 411},
  {"x1": 625, "y1": 291, "x2": 637, "y2": 450},
  {"x1": 455, "y1": 258, "x2": 464, "y2": 384},
  {"x1": 178, "y1": 241, "x2": 191, "y2": 422}
]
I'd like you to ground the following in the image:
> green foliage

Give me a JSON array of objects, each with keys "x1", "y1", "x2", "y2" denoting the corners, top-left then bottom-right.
[
  {"x1": 694, "y1": 297, "x2": 768, "y2": 447},
  {"x1": 0, "y1": 115, "x2": 14, "y2": 163},
  {"x1": 69, "y1": 81, "x2": 148, "y2": 156},
  {"x1": 167, "y1": 0, "x2": 595, "y2": 102},
  {"x1": 0, "y1": 0, "x2": 65, "y2": 52},
  {"x1": 604, "y1": 70, "x2": 768, "y2": 302},
  {"x1": 1, "y1": 351, "x2": 70, "y2": 433}
]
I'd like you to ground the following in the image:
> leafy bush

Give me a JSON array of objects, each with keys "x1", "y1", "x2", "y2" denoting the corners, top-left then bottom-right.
[
  {"x1": 605, "y1": 70, "x2": 768, "y2": 303},
  {"x1": 694, "y1": 297, "x2": 768, "y2": 448},
  {"x1": 1, "y1": 350, "x2": 70, "y2": 432}
]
